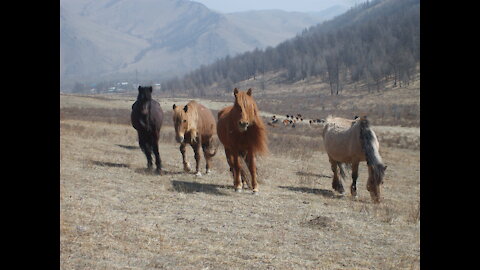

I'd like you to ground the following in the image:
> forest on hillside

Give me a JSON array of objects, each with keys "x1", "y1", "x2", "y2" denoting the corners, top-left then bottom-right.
[{"x1": 162, "y1": 0, "x2": 420, "y2": 96}]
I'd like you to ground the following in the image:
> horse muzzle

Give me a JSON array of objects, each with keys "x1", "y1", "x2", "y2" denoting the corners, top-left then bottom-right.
[
  {"x1": 238, "y1": 121, "x2": 249, "y2": 132},
  {"x1": 176, "y1": 135, "x2": 184, "y2": 143}
]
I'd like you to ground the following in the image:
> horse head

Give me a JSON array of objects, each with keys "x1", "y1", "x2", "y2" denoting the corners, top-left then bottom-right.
[
  {"x1": 137, "y1": 86, "x2": 153, "y2": 114},
  {"x1": 172, "y1": 103, "x2": 198, "y2": 143},
  {"x1": 233, "y1": 88, "x2": 258, "y2": 132},
  {"x1": 137, "y1": 86, "x2": 152, "y2": 101}
]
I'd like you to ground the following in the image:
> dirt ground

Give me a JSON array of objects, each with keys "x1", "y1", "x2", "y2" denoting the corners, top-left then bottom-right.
[{"x1": 60, "y1": 94, "x2": 419, "y2": 270}]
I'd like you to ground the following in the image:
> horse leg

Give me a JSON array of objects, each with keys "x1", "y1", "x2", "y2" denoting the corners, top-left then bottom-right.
[
  {"x1": 239, "y1": 151, "x2": 248, "y2": 188},
  {"x1": 232, "y1": 152, "x2": 242, "y2": 192},
  {"x1": 330, "y1": 158, "x2": 345, "y2": 194},
  {"x1": 247, "y1": 151, "x2": 258, "y2": 193},
  {"x1": 180, "y1": 143, "x2": 191, "y2": 172},
  {"x1": 151, "y1": 135, "x2": 163, "y2": 175},
  {"x1": 367, "y1": 166, "x2": 381, "y2": 203},
  {"x1": 351, "y1": 161, "x2": 359, "y2": 198},
  {"x1": 192, "y1": 142, "x2": 202, "y2": 176},
  {"x1": 224, "y1": 148, "x2": 233, "y2": 174},
  {"x1": 139, "y1": 132, "x2": 153, "y2": 171},
  {"x1": 202, "y1": 143, "x2": 212, "y2": 175}
]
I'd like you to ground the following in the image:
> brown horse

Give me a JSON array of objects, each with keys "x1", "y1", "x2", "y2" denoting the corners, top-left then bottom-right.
[
  {"x1": 172, "y1": 100, "x2": 218, "y2": 176},
  {"x1": 322, "y1": 115, "x2": 387, "y2": 203},
  {"x1": 131, "y1": 86, "x2": 164, "y2": 174},
  {"x1": 217, "y1": 88, "x2": 268, "y2": 193}
]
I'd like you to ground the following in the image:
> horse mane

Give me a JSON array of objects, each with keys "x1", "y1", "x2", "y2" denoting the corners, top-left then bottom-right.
[
  {"x1": 185, "y1": 101, "x2": 200, "y2": 136},
  {"x1": 248, "y1": 118, "x2": 268, "y2": 156},
  {"x1": 359, "y1": 116, "x2": 385, "y2": 185}
]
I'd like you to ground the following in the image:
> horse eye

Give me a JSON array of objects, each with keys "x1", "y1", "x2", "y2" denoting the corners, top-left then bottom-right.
[{"x1": 183, "y1": 120, "x2": 187, "y2": 122}]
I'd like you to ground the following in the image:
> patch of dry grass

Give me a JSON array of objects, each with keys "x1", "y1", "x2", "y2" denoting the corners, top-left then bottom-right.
[{"x1": 60, "y1": 94, "x2": 419, "y2": 269}]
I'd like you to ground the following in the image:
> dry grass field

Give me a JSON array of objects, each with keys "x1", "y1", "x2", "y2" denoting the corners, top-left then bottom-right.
[{"x1": 60, "y1": 89, "x2": 420, "y2": 269}]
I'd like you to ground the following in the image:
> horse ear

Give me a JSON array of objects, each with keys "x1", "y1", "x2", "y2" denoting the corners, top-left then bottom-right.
[
  {"x1": 183, "y1": 105, "x2": 188, "y2": 113},
  {"x1": 247, "y1": 88, "x2": 252, "y2": 96},
  {"x1": 233, "y1": 88, "x2": 238, "y2": 96},
  {"x1": 173, "y1": 104, "x2": 176, "y2": 110}
]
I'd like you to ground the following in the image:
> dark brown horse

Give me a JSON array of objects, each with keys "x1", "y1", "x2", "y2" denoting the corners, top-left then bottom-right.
[
  {"x1": 131, "y1": 86, "x2": 164, "y2": 174},
  {"x1": 172, "y1": 100, "x2": 218, "y2": 176},
  {"x1": 217, "y1": 88, "x2": 268, "y2": 193}
]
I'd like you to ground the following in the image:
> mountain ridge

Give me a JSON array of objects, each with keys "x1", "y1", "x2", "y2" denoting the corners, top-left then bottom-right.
[{"x1": 60, "y1": 0, "x2": 349, "y2": 89}]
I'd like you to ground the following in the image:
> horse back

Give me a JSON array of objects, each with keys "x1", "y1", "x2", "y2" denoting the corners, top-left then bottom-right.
[
  {"x1": 323, "y1": 123, "x2": 364, "y2": 162},
  {"x1": 195, "y1": 102, "x2": 217, "y2": 137}
]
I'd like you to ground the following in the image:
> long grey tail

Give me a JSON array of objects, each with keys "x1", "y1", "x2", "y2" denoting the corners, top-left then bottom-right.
[
  {"x1": 337, "y1": 162, "x2": 350, "y2": 179},
  {"x1": 359, "y1": 116, "x2": 386, "y2": 185},
  {"x1": 359, "y1": 116, "x2": 377, "y2": 166}
]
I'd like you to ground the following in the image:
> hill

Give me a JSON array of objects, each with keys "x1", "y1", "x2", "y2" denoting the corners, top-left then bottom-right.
[
  {"x1": 60, "y1": 0, "x2": 348, "y2": 89},
  {"x1": 162, "y1": 0, "x2": 419, "y2": 97}
]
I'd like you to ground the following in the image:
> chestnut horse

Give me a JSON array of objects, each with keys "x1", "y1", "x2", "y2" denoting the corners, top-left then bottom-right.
[
  {"x1": 322, "y1": 115, "x2": 387, "y2": 203},
  {"x1": 131, "y1": 86, "x2": 164, "y2": 174},
  {"x1": 172, "y1": 100, "x2": 218, "y2": 176},
  {"x1": 217, "y1": 88, "x2": 268, "y2": 193}
]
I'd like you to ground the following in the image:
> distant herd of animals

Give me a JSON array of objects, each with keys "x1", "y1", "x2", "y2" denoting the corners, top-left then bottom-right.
[
  {"x1": 268, "y1": 114, "x2": 327, "y2": 128},
  {"x1": 131, "y1": 86, "x2": 387, "y2": 203}
]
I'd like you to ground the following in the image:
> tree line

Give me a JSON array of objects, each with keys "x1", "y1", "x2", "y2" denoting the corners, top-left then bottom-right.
[{"x1": 162, "y1": 0, "x2": 419, "y2": 96}]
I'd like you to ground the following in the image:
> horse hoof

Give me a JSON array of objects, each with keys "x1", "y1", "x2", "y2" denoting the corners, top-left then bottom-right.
[
  {"x1": 156, "y1": 170, "x2": 164, "y2": 176},
  {"x1": 195, "y1": 172, "x2": 202, "y2": 177},
  {"x1": 252, "y1": 190, "x2": 259, "y2": 195},
  {"x1": 205, "y1": 169, "x2": 212, "y2": 175},
  {"x1": 235, "y1": 188, "x2": 243, "y2": 193}
]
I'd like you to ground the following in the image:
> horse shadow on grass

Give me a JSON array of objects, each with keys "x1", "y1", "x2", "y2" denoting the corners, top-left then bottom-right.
[
  {"x1": 296, "y1": 171, "x2": 332, "y2": 178},
  {"x1": 170, "y1": 180, "x2": 229, "y2": 196},
  {"x1": 278, "y1": 185, "x2": 343, "y2": 199},
  {"x1": 91, "y1": 160, "x2": 130, "y2": 168},
  {"x1": 133, "y1": 168, "x2": 183, "y2": 176},
  {"x1": 115, "y1": 144, "x2": 140, "y2": 150}
]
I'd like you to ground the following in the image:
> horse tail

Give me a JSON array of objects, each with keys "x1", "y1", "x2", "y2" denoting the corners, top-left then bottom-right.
[
  {"x1": 337, "y1": 162, "x2": 351, "y2": 179},
  {"x1": 359, "y1": 116, "x2": 386, "y2": 185},
  {"x1": 204, "y1": 135, "x2": 219, "y2": 158},
  {"x1": 338, "y1": 163, "x2": 347, "y2": 179}
]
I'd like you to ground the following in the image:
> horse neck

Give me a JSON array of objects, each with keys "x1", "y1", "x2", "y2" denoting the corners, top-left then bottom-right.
[{"x1": 137, "y1": 98, "x2": 151, "y2": 112}]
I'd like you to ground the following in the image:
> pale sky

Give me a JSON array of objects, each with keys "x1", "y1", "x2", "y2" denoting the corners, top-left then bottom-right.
[{"x1": 192, "y1": 0, "x2": 358, "y2": 13}]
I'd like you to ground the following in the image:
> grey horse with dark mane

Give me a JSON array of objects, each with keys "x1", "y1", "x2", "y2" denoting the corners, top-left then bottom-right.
[
  {"x1": 131, "y1": 86, "x2": 164, "y2": 175},
  {"x1": 322, "y1": 115, "x2": 387, "y2": 203}
]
